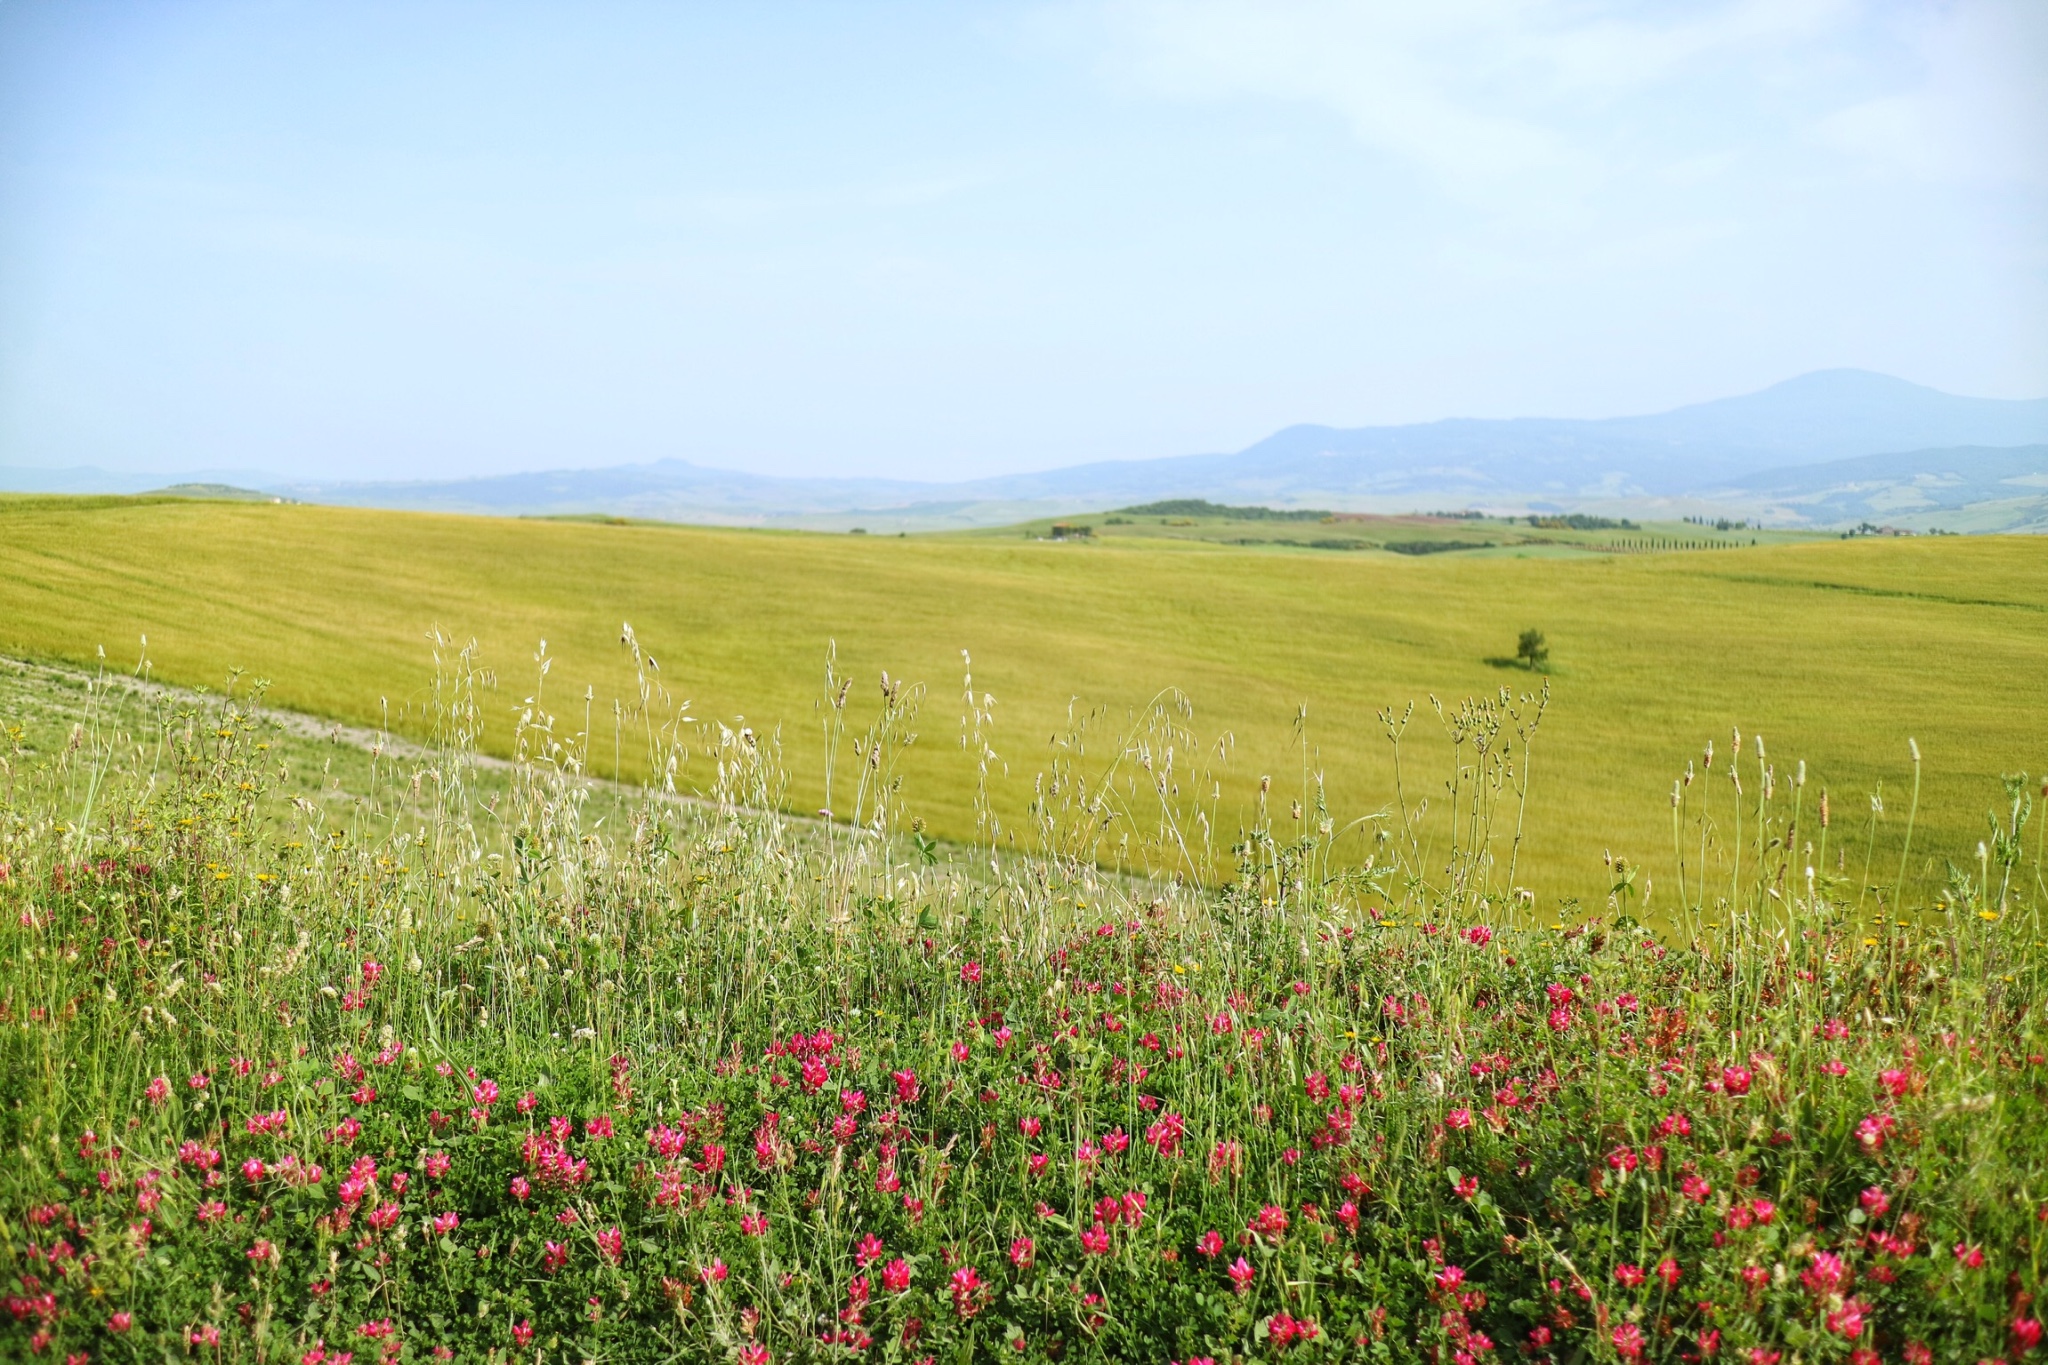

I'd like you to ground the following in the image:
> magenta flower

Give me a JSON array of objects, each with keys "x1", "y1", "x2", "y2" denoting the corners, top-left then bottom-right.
[
  {"x1": 1226, "y1": 1256, "x2": 1256, "y2": 1294},
  {"x1": 951, "y1": 1265, "x2": 986, "y2": 1318}
]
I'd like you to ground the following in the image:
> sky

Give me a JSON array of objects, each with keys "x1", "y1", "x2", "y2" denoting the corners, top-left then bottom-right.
[{"x1": 0, "y1": 0, "x2": 2043, "y2": 483}]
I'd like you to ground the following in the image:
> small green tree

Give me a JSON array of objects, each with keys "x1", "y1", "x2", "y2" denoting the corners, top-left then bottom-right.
[{"x1": 1516, "y1": 628, "x2": 1549, "y2": 671}]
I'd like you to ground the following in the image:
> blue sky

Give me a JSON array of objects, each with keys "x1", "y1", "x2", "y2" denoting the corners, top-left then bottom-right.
[{"x1": 1, "y1": 0, "x2": 2043, "y2": 482}]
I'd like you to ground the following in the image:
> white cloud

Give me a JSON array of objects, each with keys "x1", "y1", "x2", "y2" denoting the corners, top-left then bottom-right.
[
  {"x1": 1079, "y1": 0, "x2": 1861, "y2": 209},
  {"x1": 1070, "y1": 0, "x2": 2047, "y2": 218},
  {"x1": 1812, "y1": 0, "x2": 2048, "y2": 188}
]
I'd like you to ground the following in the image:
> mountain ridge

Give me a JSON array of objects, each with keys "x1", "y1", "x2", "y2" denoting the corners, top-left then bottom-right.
[{"x1": 5, "y1": 370, "x2": 2044, "y2": 529}]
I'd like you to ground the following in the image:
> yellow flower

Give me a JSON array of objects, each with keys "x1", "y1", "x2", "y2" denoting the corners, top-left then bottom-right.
[
  {"x1": 1862, "y1": 937, "x2": 1878, "y2": 946},
  {"x1": 1978, "y1": 910, "x2": 2000, "y2": 923}
]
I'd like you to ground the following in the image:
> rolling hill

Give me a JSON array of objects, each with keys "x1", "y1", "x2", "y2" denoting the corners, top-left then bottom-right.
[{"x1": 1709, "y1": 444, "x2": 2048, "y2": 532}]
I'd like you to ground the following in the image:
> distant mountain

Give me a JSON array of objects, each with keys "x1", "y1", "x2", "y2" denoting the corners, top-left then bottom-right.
[
  {"x1": 6, "y1": 370, "x2": 2045, "y2": 528},
  {"x1": 946, "y1": 370, "x2": 2048, "y2": 506},
  {"x1": 280, "y1": 369, "x2": 2046, "y2": 522}
]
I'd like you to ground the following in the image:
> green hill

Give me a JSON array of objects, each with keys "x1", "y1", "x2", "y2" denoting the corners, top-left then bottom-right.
[{"x1": 2, "y1": 492, "x2": 2042, "y2": 905}]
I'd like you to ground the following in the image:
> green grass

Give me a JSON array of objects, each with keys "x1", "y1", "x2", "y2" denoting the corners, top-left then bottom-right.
[{"x1": 2, "y1": 493, "x2": 2044, "y2": 907}]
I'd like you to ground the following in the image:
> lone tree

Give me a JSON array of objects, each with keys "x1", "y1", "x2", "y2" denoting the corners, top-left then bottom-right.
[{"x1": 1516, "y1": 628, "x2": 1549, "y2": 671}]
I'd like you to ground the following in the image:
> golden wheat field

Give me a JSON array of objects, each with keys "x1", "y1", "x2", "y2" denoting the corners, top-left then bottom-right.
[{"x1": 2, "y1": 493, "x2": 2043, "y2": 906}]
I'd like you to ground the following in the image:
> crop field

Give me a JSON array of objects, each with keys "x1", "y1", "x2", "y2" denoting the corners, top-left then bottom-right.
[
  {"x1": 2, "y1": 494, "x2": 2044, "y2": 908},
  {"x1": 0, "y1": 614, "x2": 2042, "y2": 1360},
  {"x1": 970, "y1": 504, "x2": 1824, "y2": 558}
]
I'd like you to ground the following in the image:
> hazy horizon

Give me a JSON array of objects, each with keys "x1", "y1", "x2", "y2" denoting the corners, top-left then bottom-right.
[{"x1": 3, "y1": 2, "x2": 2045, "y2": 484}]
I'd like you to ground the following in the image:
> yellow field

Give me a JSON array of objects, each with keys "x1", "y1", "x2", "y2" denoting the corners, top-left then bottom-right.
[{"x1": 3, "y1": 493, "x2": 2043, "y2": 906}]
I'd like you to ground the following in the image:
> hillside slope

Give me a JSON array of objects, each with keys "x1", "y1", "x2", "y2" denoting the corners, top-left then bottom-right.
[{"x1": 4, "y1": 495, "x2": 2043, "y2": 902}]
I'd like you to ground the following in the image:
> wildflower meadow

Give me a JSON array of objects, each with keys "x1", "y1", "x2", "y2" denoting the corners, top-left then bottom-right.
[{"x1": 0, "y1": 646, "x2": 2041, "y2": 1363}]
